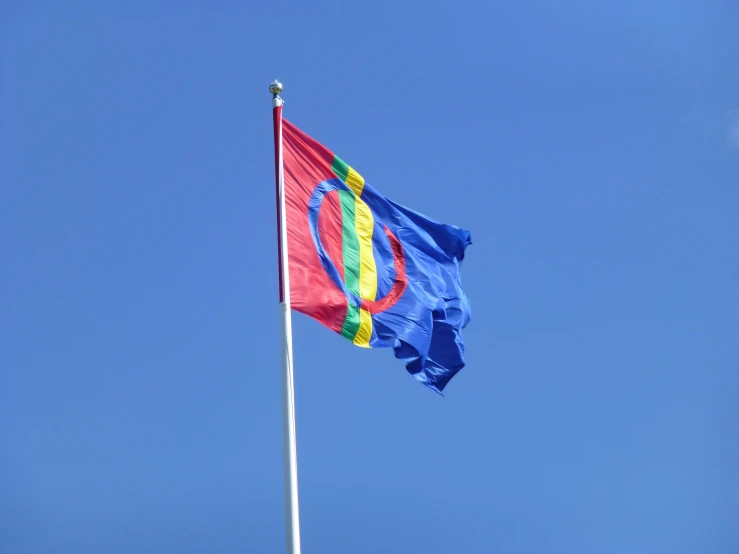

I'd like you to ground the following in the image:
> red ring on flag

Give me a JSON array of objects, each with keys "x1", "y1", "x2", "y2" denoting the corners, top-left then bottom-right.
[{"x1": 360, "y1": 227, "x2": 407, "y2": 314}]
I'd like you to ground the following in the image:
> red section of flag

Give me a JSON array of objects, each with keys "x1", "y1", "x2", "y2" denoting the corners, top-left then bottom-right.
[
  {"x1": 317, "y1": 190, "x2": 345, "y2": 282},
  {"x1": 282, "y1": 119, "x2": 348, "y2": 333}
]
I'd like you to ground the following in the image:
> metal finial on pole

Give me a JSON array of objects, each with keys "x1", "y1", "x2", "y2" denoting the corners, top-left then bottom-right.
[
  {"x1": 269, "y1": 79, "x2": 283, "y2": 97},
  {"x1": 270, "y1": 80, "x2": 284, "y2": 108},
  {"x1": 270, "y1": 80, "x2": 301, "y2": 554}
]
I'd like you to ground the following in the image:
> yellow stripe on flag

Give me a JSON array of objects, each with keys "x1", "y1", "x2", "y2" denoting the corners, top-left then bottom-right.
[
  {"x1": 344, "y1": 165, "x2": 374, "y2": 348},
  {"x1": 353, "y1": 308, "x2": 373, "y2": 348},
  {"x1": 354, "y1": 197, "x2": 377, "y2": 303},
  {"x1": 345, "y1": 167, "x2": 365, "y2": 196}
]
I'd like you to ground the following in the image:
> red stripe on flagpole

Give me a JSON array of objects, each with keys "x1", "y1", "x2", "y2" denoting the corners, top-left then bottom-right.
[{"x1": 273, "y1": 104, "x2": 284, "y2": 303}]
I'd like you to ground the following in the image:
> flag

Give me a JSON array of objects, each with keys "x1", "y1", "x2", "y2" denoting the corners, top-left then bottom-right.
[{"x1": 282, "y1": 119, "x2": 472, "y2": 394}]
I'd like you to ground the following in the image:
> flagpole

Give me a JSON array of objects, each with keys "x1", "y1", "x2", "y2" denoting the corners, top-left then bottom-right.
[{"x1": 270, "y1": 79, "x2": 302, "y2": 554}]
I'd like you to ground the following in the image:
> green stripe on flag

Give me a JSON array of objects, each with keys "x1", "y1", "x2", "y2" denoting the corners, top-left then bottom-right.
[
  {"x1": 340, "y1": 304, "x2": 361, "y2": 341},
  {"x1": 339, "y1": 190, "x2": 360, "y2": 296},
  {"x1": 338, "y1": 189, "x2": 361, "y2": 340},
  {"x1": 332, "y1": 155, "x2": 350, "y2": 183}
]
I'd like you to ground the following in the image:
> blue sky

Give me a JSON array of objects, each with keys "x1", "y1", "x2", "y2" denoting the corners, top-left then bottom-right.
[{"x1": 2, "y1": 2, "x2": 738, "y2": 553}]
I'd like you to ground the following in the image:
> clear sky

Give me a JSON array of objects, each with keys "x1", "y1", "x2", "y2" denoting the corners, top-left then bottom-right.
[{"x1": 2, "y1": 2, "x2": 738, "y2": 553}]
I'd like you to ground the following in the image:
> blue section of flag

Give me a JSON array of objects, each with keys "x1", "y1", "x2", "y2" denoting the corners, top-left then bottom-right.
[{"x1": 362, "y1": 183, "x2": 472, "y2": 394}]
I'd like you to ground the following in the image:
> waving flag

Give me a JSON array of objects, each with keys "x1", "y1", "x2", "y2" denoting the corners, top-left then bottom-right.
[{"x1": 282, "y1": 119, "x2": 472, "y2": 393}]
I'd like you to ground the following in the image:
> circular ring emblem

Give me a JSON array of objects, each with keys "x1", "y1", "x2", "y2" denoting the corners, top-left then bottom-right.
[{"x1": 307, "y1": 178, "x2": 407, "y2": 314}]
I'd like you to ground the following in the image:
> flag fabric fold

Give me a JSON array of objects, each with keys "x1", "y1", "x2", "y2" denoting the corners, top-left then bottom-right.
[{"x1": 282, "y1": 119, "x2": 472, "y2": 393}]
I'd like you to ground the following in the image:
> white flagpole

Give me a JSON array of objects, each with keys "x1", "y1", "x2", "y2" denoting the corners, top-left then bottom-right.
[{"x1": 270, "y1": 79, "x2": 301, "y2": 554}]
